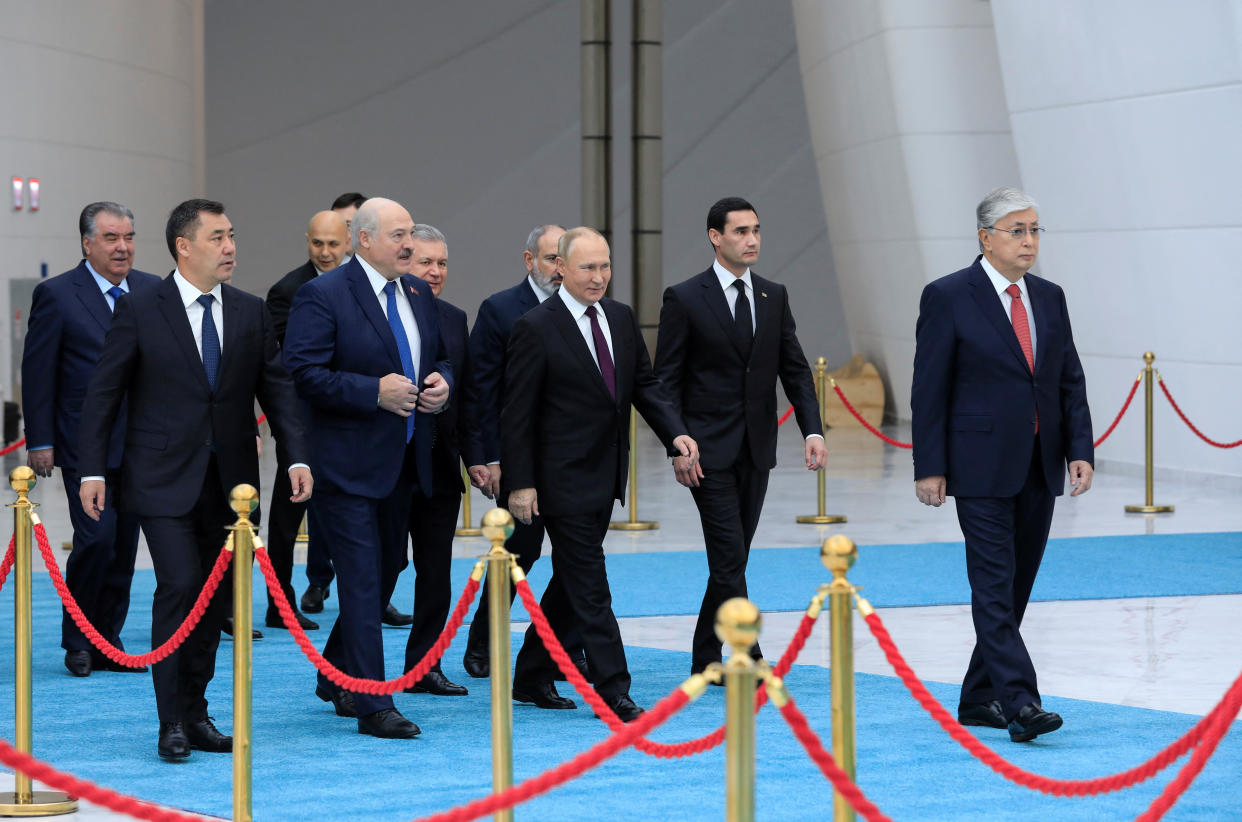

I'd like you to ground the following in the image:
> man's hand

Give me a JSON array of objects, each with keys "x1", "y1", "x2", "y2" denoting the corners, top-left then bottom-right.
[
  {"x1": 255, "y1": 435, "x2": 263, "y2": 457},
  {"x1": 805, "y1": 437, "x2": 827, "y2": 471},
  {"x1": 671, "y1": 435, "x2": 703, "y2": 488},
  {"x1": 80, "y1": 480, "x2": 107, "y2": 521},
  {"x1": 378, "y1": 373, "x2": 419, "y2": 416},
  {"x1": 416, "y1": 371, "x2": 450, "y2": 414},
  {"x1": 289, "y1": 466, "x2": 314, "y2": 503},
  {"x1": 468, "y1": 464, "x2": 501, "y2": 499},
  {"x1": 509, "y1": 487, "x2": 538, "y2": 525},
  {"x1": 27, "y1": 449, "x2": 54, "y2": 478},
  {"x1": 915, "y1": 475, "x2": 946, "y2": 507},
  {"x1": 1068, "y1": 460, "x2": 1094, "y2": 497}
]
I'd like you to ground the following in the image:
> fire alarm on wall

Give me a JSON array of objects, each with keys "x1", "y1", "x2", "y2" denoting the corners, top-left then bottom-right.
[
  {"x1": 28, "y1": 178, "x2": 40, "y2": 211},
  {"x1": 11, "y1": 177, "x2": 22, "y2": 210}
]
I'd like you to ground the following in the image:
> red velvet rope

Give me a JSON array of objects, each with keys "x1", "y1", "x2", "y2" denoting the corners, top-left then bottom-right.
[
  {"x1": 256, "y1": 413, "x2": 267, "y2": 427},
  {"x1": 0, "y1": 535, "x2": 13, "y2": 594},
  {"x1": 0, "y1": 438, "x2": 25, "y2": 456},
  {"x1": 830, "y1": 383, "x2": 912, "y2": 449},
  {"x1": 1158, "y1": 376, "x2": 1242, "y2": 449},
  {"x1": 1093, "y1": 375, "x2": 1142, "y2": 448},
  {"x1": 515, "y1": 576, "x2": 819, "y2": 758},
  {"x1": 775, "y1": 696, "x2": 893, "y2": 822},
  {"x1": 254, "y1": 545, "x2": 480, "y2": 694},
  {"x1": 777, "y1": 405, "x2": 795, "y2": 426},
  {"x1": 862, "y1": 609, "x2": 1242, "y2": 796},
  {"x1": 35, "y1": 519, "x2": 230, "y2": 667}
]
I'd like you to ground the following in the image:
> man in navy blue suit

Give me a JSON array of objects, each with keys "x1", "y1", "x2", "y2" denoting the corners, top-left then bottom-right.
[
  {"x1": 283, "y1": 198, "x2": 452, "y2": 739},
  {"x1": 911, "y1": 186, "x2": 1094, "y2": 743},
  {"x1": 22, "y1": 201, "x2": 160, "y2": 678}
]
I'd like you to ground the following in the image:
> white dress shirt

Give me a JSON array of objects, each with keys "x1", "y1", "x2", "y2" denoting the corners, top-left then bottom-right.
[
  {"x1": 85, "y1": 260, "x2": 130, "y2": 310},
  {"x1": 173, "y1": 269, "x2": 225, "y2": 360},
  {"x1": 357, "y1": 255, "x2": 422, "y2": 381},
  {"x1": 558, "y1": 287, "x2": 614, "y2": 371},
  {"x1": 713, "y1": 260, "x2": 756, "y2": 334},
  {"x1": 980, "y1": 255, "x2": 1037, "y2": 359},
  {"x1": 527, "y1": 274, "x2": 556, "y2": 302}
]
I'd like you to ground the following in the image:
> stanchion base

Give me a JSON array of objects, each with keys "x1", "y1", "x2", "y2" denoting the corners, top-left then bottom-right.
[
  {"x1": 609, "y1": 521, "x2": 659, "y2": 531},
  {"x1": 0, "y1": 792, "x2": 78, "y2": 816},
  {"x1": 796, "y1": 514, "x2": 847, "y2": 524},
  {"x1": 454, "y1": 527, "x2": 484, "y2": 537},
  {"x1": 1124, "y1": 504, "x2": 1175, "y2": 514}
]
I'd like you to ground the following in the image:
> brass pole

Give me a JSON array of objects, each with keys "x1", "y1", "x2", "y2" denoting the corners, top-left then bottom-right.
[
  {"x1": 797, "y1": 357, "x2": 845, "y2": 524},
  {"x1": 482, "y1": 508, "x2": 516, "y2": 822},
  {"x1": 1125, "y1": 352, "x2": 1173, "y2": 513},
  {"x1": 456, "y1": 463, "x2": 483, "y2": 537},
  {"x1": 229, "y1": 484, "x2": 259, "y2": 822},
  {"x1": 717, "y1": 597, "x2": 760, "y2": 822},
  {"x1": 823, "y1": 535, "x2": 858, "y2": 822},
  {"x1": 0, "y1": 466, "x2": 77, "y2": 816},
  {"x1": 611, "y1": 406, "x2": 658, "y2": 530}
]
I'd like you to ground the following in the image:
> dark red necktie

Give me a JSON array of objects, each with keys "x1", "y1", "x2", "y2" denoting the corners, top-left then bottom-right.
[
  {"x1": 586, "y1": 305, "x2": 616, "y2": 399},
  {"x1": 1006, "y1": 283, "x2": 1037, "y2": 433}
]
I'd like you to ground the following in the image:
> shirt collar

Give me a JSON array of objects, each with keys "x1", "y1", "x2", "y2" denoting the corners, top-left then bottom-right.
[
  {"x1": 84, "y1": 260, "x2": 128, "y2": 295},
  {"x1": 980, "y1": 255, "x2": 1028, "y2": 301},
  {"x1": 527, "y1": 274, "x2": 556, "y2": 302},
  {"x1": 356, "y1": 254, "x2": 398, "y2": 297},
  {"x1": 172, "y1": 269, "x2": 223, "y2": 307},
  {"x1": 713, "y1": 259, "x2": 753, "y2": 294},
  {"x1": 557, "y1": 285, "x2": 595, "y2": 321}
]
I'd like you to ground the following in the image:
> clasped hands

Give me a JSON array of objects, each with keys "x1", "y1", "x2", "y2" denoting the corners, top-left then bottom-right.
[{"x1": 379, "y1": 371, "x2": 449, "y2": 416}]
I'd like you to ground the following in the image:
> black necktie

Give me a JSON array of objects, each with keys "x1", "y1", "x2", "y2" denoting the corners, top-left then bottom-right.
[{"x1": 732, "y1": 280, "x2": 753, "y2": 356}]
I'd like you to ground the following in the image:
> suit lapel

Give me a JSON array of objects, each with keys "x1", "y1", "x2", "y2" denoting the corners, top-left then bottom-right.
[
  {"x1": 750, "y1": 273, "x2": 777, "y2": 360},
  {"x1": 216, "y1": 286, "x2": 244, "y2": 386},
  {"x1": 602, "y1": 299, "x2": 629, "y2": 409},
  {"x1": 1028, "y1": 276, "x2": 1054, "y2": 375},
  {"x1": 156, "y1": 275, "x2": 212, "y2": 392},
  {"x1": 71, "y1": 263, "x2": 114, "y2": 333},
  {"x1": 518, "y1": 279, "x2": 540, "y2": 311},
  {"x1": 347, "y1": 263, "x2": 401, "y2": 371},
  {"x1": 548, "y1": 298, "x2": 614, "y2": 403},
  {"x1": 697, "y1": 268, "x2": 749, "y2": 361},
  {"x1": 967, "y1": 264, "x2": 1031, "y2": 374},
  {"x1": 400, "y1": 274, "x2": 435, "y2": 383}
]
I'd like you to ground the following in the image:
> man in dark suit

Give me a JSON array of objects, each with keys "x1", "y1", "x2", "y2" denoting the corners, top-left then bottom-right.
[
  {"x1": 461, "y1": 224, "x2": 585, "y2": 680},
  {"x1": 653, "y1": 197, "x2": 826, "y2": 677},
  {"x1": 283, "y1": 197, "x2": 452, "y2": 740},
  {"x1": 22, "y1": 201, "x2": 159, "y2": 678},
  {"x1": 911, "y1": 186, "x2": 1093, "y2": 743},
  {"x1": 504, "y1": 227, "x2": 698, "y2": 722},
  {"x1": 78, "y1": 199, "x2": 311, "y2": 761}
]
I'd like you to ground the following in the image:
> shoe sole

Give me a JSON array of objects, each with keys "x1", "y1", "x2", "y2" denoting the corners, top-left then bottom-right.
[
  {"x1": 1009, "y1": 715, "x2": 1063, "y2": 742},
  {"x1": 358, "y1": 726, "x2": 420, "y2": 739},
  {"x1": 158, "y1": 749, "x2": 190, "y2": 761},
  {"x1": 512, "y1": 690, "x2": 577, "y2": 710}
]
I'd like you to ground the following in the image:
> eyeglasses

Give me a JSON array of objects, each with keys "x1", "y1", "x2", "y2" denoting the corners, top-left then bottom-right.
[{"x1": 987, "y1": 225, "x2": 1046, "y2": 239}]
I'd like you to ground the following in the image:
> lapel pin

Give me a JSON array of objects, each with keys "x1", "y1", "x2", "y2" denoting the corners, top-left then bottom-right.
[
  {"x1": 409, "y1": 286, "x2": 416, "y2": 294},
  {"x1": 761, "y1": 292, "x2": 767, "y2": 298}
]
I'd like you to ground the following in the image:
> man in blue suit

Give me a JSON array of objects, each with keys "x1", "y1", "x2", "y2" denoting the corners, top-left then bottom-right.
[
  {"x1": 911, "y1": 186, "x2": 1094, "y2": 743},
  {"x1": 283, "y1": 197, "x2": 452, "y2": 740},
  {"x1": 22, "y1": 201, "x2": 159, "y2": 678}
]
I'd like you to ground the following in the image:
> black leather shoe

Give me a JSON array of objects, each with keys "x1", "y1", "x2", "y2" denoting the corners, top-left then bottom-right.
[
  {"x1": 958, "y1": 699, "x2": 1006, "y2": 729},
  {"x1": 221, "y1": 618, "x2": 263, "y2": 641},
  {"x1": 301, "y1": 584, "x2": 328, "y2": 614},
  {"x1": 555, "y1": 656, "x2": 592, "y2": 682},
  {"x1": 382, "y1": 603, "x2": 414, "y2": 627},
  {"x1": 512, "y1": 680, "x2": 576, "y2": 710},
  {"x1": 185, "y1": 717, "x2": 232, "y2": 752},
  {"x1": 64, "y1": 650, "x2": 92, "y2": 677},
  {"x1": 316, "y1": 683, "x2": 357, "y2": 717},
  {"x1": 405, "y1": 670, "x2": 468, "y2": 696},
  {"x1": 358, "y1": 708, "x2": 421, "y2": 738},
  {"x1": 1008, "y1": 703, "x2": 1063, "y2": 742},
  {"x1": 265, "y1": 607, "x2": 319, "y2": 631},
  {"x1": 600, "y1": 694, "x2": 644, "y2": 723},
  {"x1": 157, "y1": 722, "x2": 190, "y2": 761},
  {"x1": 97, "y1": 657, "x2": 148, "y2": 673},
  {"x1": 463, "y1": 647, "x2": 489, "y2": 678}
]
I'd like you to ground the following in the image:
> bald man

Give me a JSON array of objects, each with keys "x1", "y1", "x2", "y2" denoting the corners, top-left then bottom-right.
[{"x1": 262, "y1": 210, "x2": 349, "y2": 632}]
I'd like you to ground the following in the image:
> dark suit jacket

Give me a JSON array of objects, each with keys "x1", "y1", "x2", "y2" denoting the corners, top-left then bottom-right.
[
  {"x1": 463, "y1": 278, "x2": 541, "y2": 464},
  {"x1": 910, "y1": 257, "x2": 1093, "y2": 497},
  {"x1": 282, "y1": 258, "x2": 452, "y2": 500},
  {"x1": 653, "y1": 267, "x2": 822, "y2": 471},
  {"x1": 21, "y1": 262, "x2": 160, "y2": 471},
  {"x1": 429, "y1": 297, "x2": 479, "y2": 495},
  {"x1": 78, "y1": 274, "x2": 307, "y2": 519},
  {"x1": 266, "y1": 260, "x2": 319, "y2": 346},
  {"x1": 501, "y1": 295, "x2": 686, "y2": 516}
]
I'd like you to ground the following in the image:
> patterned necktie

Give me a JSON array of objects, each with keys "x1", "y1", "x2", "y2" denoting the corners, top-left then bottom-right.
[
  {"x1": 197, "y1": 294, "x2": 220, "y2": 389},
  {"x1": 1006, "y1": 283, "x2": 1038, "y2": 433},
  {"x1": 106, "y1": 286, "x2": 124, "y2": 312},
  {"x1": 384, "y1": 281, "x2": 417, "y2": 442},
  {"x1": 585, "y1": 305, "x2": 616, "y2": 400},
  {"x1": 733, "y1": 280, "x2": 753, "y2": 356}
]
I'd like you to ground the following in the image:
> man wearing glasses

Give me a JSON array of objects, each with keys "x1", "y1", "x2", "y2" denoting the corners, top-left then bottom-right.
[{"x1": 911, "y1": 186, "x2": 1094, "y2": 744}]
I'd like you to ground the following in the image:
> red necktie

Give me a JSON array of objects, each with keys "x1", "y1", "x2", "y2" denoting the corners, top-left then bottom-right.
[{"x1": 1006, "y1": 283, "x2": 1037, "y2": 433}]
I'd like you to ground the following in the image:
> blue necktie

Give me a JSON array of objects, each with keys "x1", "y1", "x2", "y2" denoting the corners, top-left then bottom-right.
[
  {"x1": 197, "y1": 293, "x2": 220, "y2": 389},
  {"x1": 384, "y1": 281, "x2": 416, "y2": 442},
  {"x1": 106, "y1": 285, "x2": 125, "y2": 312}
]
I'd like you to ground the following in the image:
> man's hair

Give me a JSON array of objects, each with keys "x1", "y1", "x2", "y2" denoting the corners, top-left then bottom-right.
[
  {"x1": 350, "y1": 201, "x2": 379, "y2": 250},
  {"x1": 412, "y1": 223, "x2": 446, "y2": 252},
  {"x1": 557, "y1": 226, "x2": 606, "y2": 260},
  {"x1": 706, "y1": 196, "x2": 757, "y2": 234},
  {"x1": 165, "y1": 198, "x2": 225, "y2": 260},
  {"x1": 331, "y1": 192, "x2": 367, "y2": 211},
  {"x1": 524, "y1": 224, "x2": 564, "y2": 258},
  {"x1": 79, "y1": 201, "x2": 135, "y2": 257},
  {"x1": 976, "y1": 186, "x2": 1040, "y2": 251}
]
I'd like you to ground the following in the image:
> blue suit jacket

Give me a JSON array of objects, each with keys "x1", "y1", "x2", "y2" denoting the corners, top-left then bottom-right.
[
  {"x1": 21, "y1": 262, "x2": 160, "y2": 471},
  {"x1": 282, "y1": 258, "x2": 452, "y2": 499},
  {"x1": 911, "y1": 258, "x2": 1093, "y2": 497}
]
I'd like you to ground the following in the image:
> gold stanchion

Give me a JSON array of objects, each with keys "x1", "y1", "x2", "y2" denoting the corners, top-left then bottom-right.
[
  {"x1": 228, "y1": 484, "x2": 258, "y2": 822},
  {"x1": 823, "y1": 535, "x2": 858, "y2": 822},
  {"x1": 295, "y1": 512, "x2": 309, "y2": 544},
  {"x1": 1125, "y1": 352, "x2": 1174, "y2": 514},
  {"x1": 482, "y1": 508, "x2": 516, "y2": 822},
  {"x1": 0, "y1": 466, "x2": 77, "y2": 816},
  {"x1": 797, "y1": 357, "x2": 846, "y2": 524},
  {"x1": 456, "y1": 463, "x2": 483, "y2": 537},
  {"x1": 718, "y1": 597, "x2": 760, "y2": 822},
  {"x1": 610, "y1": 406, "x2": 659, "y2": 530}
]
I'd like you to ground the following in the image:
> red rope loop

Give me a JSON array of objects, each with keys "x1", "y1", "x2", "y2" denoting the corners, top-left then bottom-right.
[
  {"x1": 830, "y1": 383, "x2": 912, "y2": 449},
  {"x1": 861, "y1": 609, "x2": 1242, "y2": 796},
  {"x1": 0, "y1": 535, "x2": 14, "y2": 594},
  {"x1": 254, "y1": 545, "x2": 480, "y2": 695},
  {"x1": 775, "y1": 695, "x2": 893, "y2": 822},
  {"x1": 1157, "y1": 375, "x2": 1242, "y2": 448},
  {"x1": 1093, "y1": 374, "x2": 1142, "y2": 448},
  {"x1": 0, "y1": 438, "x2": 25, "y2": 457},
  {"x1": 35, "y1": 518, "x2": 231, "y2": 668}
]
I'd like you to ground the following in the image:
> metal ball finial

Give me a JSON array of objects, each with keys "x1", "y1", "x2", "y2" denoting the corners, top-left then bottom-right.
[
  {"x1": 821, "y1": 534, "x2": 857, "y2": 575},
  {"x1": 1143, "y1": 351, "x2": 1155, "y2": 364},
  {"x1": 230, "y1": 483, "x2": 259, "y2": 516},
  {"x1": 715, "y1": 597, "x2": 761, "y2": 653},
  {"x1": 482, "y1": 508, "x2": 515, "y2": 545},
  {"x1": 9, "y1": 465, "x2": 36, "y2": 495}
]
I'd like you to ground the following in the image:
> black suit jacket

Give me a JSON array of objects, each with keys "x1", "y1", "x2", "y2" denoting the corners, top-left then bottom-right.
[
  {"x1": 78, "y1": 274, "x2": 307, "y2": 519},
  {"x1": 266, "y1": 260, "x2": 319, "y2": 346},
  {"x1": 653, "y1": 267, "x2": 822, "y2": 471},
  {"x1": 429, "y1": 297, "x2": 480, "y2": 495},
  {"x1": 501, "y1": 295, "x2": 686, "y2": 516}
]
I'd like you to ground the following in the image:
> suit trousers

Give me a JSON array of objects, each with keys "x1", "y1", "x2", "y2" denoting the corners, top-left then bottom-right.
[
  {"x1": 689, "y1": 449, "x2": 770, "y2": 671},
  {"x1": 140, "y1": 460, "x2": 233, "y2": 723},
  {"x1": 60, "y1": 468, "x2": 141, "y2": 655},
  {"x1": 402, "y1": 490, "x2": 460, "y2": 672},
  {"x1": 265, "y1": 460, "x2": 308, "y2": 613},
  {"x1": 304, "y1": 505, "x2": 335, "y2": 591},
  {"x1": 954, "y1": 437, "x2": 1055, "y2": 721},
  {"x1": 513, "y1": 508, "x2": 629, "y2": 698}
]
